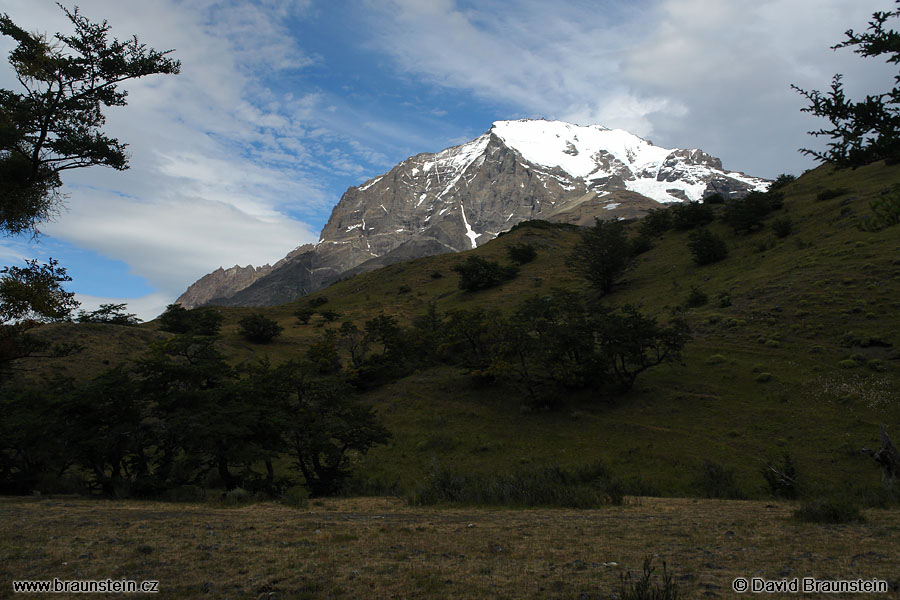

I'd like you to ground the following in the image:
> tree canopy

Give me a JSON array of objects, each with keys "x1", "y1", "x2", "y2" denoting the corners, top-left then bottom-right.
[
  {"x1": 0, "y1": 5, "x2": 180, "y2": 235},
  {"x1": 792, "y1": 2, "x2": 900, "y2": 168}
]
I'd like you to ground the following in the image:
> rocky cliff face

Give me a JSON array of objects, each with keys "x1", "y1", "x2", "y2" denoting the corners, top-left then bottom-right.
[
  {"x1": 175, "y1": 244, "x2": 314, "y2": 308},
  {"x1": 189, "y1": 119, "x2": 769, "y2": 307}
]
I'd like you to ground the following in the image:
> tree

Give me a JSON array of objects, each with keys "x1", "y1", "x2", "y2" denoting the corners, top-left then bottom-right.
[
  {"x1": 670, "y1": 201, "x2": 715, "y2": 230},
  {"x1": 238, "y1": 313, "x2": 283, "y2": 344},
  {"x1": 76, "y1": 302, "x2": 140, "y2": 325},
  {"x1": 722, "y1": 191, "x2": 783, "y2": 234},
  {"x1": 792, "y1": 2, "x2": 900, "y2": 168},
  {"x1": 687, "y1": 228, "x2": 728, "y2": 265},
  {"x1": 158, "y1": 303, "x2": 223, "y2": 336},
  {"x1": 266, "y1": 360, "x2": 391, "y2": 496},
  {"x1": 0, "y1": 5, "x2": 180, "y2": 234},
  {"x1": 593, "y1": 305, "x2": 690, "y2": 392},
  {"x1": 452, "y1": 256, "x2": 518, "y2": 291},
  {"x1": 0, "y1": 258, "x2": 80, "y2": 379},
  {"x1": 506, "y1": 243, "x2": 537, "y2": 265},
  {"x1": 638, "y1": 207, "x2": 673, "y2": 238},
  {"x1": 567, "y1": 218, "x2": 631, "y2": 295}
]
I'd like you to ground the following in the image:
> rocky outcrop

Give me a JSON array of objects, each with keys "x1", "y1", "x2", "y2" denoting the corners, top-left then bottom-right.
[
  {"x1": 186, "y1": 119, "x2": 770, "y2": 307},
  {"x1": 176, "y1": 244, "x2": 313, "y2": 308}
]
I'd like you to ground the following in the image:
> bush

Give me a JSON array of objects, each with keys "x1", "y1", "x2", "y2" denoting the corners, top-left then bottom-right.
[
  {"x1": 222, "y1": 487, "x2": 252, "y2": 506},
  {"x1": 630, "y1": 234, "x2": 653, "y2": 255},
  {"x1": 687, "y1": 228, "x2": 728, "y2": 265},
  {"x1": 762, "y1": 453, "x2": 798, "y2": 499},
  {"x1": 794, "y1": 496, "x2": 864, "y2": 523},
  {"x1": 452, "y1": 256, "x2": 518, "y2": 291},
  {"x1": 638, "y1": 208, "x2": 673, "y2": 237},
  {"x1": 703, "y1": 192, "x2": 725, "y2": 204},
  {"x1": 281, "y1": 485, "x2": 310, "y2": 508},
  {"x1": 617, "y1": 557, "x2": 681, "y2": 600},
  {"x1": 772, "y1": 217, "x2": 793, "y2": 238},
  {"x1": 77, "y1": 303, "x2": 141, "y2": 326},
  {"x1": 158, "y1": 304, "x2": 223, "y2": 335},
  {"x1": 723, "y1": 191, "x2": 784, "y2": 233},
  {"x1": 238, "y1": 313, "x2": 283, "y2": 343},
  {"x1": 410, "y1": 462, "x2": 624, "y2": 508},
  {"x1": 685, "y1": 286, "x2": 708, "y2": 308},
  {"x1": 506, "y1": 243, "x2": 537, "y2": 264},
  {"x1": 694, "y1": 460, "x2": 744, "y2": 499},
  {"x1": 308, "y1": 296, "x2": 328, "y2": 307},
  {"x1": 294, "y1": 307, "x2": 315, "y2": 324},
  {"x1": 320, "y1": 309, "x2": 341, "y2": 322},
  {"x1": 768, "y1": 173, "x2": 796, "y2": 192},
  {"x1": 397, "y1": 284, "x2": 411, "y2": 294},
  {"x1": 815, "y1": 188, "x2": 849, "y2": 202},
  {"x1": 430, "y1": 270, "x2": 443, "y2": 279},
  {"x1": 671, "y1": 201, "x2": 715, "y2": 230},
  {"x1": 566, "y1": 218, "x2": 632, "y2": 295},
  {"x1": 861, "y1": 185, "x2": 900, "y2": 231}
]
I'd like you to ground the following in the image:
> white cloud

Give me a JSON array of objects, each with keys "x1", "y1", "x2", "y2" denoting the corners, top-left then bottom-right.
[
  {"x1": 361, "y1": 0, "x2": 898, "y2": 177},
  {"x1": 43, "y1": 189, "x2": 317, "y2": 298},
  {"x1": 0, "y1": 0, "x2": 361, "y2": 306}
]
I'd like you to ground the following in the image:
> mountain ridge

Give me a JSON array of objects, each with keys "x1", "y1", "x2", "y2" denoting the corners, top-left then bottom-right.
[{"x1": 185, "y1": 119, "x2": 769, "y2": 308}]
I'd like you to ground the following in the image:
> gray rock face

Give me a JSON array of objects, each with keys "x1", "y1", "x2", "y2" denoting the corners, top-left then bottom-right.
[
  {"x1": 191, "y1": 119, "x2": 769, "y2": 307},
  {"x1": 176, "y1": 244, "x2": 313, "y2": 308}
]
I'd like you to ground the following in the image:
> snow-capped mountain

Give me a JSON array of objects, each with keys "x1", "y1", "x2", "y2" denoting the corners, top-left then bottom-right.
[{"x1": 184, "y1": 119, "x2": 769, "y2": 308}]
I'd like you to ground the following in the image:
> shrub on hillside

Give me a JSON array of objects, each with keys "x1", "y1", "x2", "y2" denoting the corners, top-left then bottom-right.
[
  {"x1": 158, "y1": 304, "x2": 223, "y2": 335},
  {"x1": 768, "y1": 173, "x2": 796, "y2": 192},
  {"x1": 566, "y1": 218, "x2": 632, "y2": 295},
  {"x1": 861, "y1": 185, "x2": 900, "y2": 231},
  {"x1": 762, "y1": 452, "x2": 799, "y2": 499},
  {"x1": 687, "y1": 228, "x2": 728, "y2": 265},
  {"x1": 410, "y1": 462, "x2": 624, "y2": 508},
  {"x1": 703, "y1": 192, "x2": 725, "y2": 204},
  {"x1": 320, "y1": 309, "x2": 341, "y2": 322},
  {"x1": 280, "y1": 485, "x2": 309, "y2": 508},
  {"x1": 506, "y1": 243, "x2": 538, "y2": 264},
  {"x1": 308, "y1": 296, "x2": 328, "y2": 307},
  {"x1": 630, "y1": 234, "x2": 653, "y2": 255},
  {"x1": 685, "y1": 286, "x2": 708, "y2": 308},
  {"x1": 694, "y1": 460, "x2": 744, "y2": 499},
  {"x1": 638, "y1": 207, "x2": 673, "y2": 237},
  {"x1": 77, "y1": 303, "x2": 141, "y2": 326},
  {"x1": 294, "y1": 307, "x2": 315, "y2": 324},
  {"x1": 772, "y1": 217, "x2": 793, "y2": 238},
  {"x1": 794, "y1": 496, "x2": 864, "y2": 523},
  {"x1": 452, "y1": 256, "x2": 519, "y2": 291},
  {"x1": 671, "y1": 201, "x2": 715, "y2": 230},
  {"x1": 238, "y1": 313, "x2": 283, "y2": 343},
  {"x1": 815, "y1": 188, "x2": 850, "y2": 202},
  {"x1": 723, "y1": 191, "x2": 784, "y2": 233}
]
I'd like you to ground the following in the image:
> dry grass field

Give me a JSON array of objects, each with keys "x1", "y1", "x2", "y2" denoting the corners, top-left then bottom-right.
[{"x1": 2, "y1": 496, "x2": 899, "y2": 599}]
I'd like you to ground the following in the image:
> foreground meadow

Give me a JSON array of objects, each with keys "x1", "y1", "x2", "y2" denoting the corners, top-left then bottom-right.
[{"x1": 1, "y1": 496, "x2": 899, "y2": 599}]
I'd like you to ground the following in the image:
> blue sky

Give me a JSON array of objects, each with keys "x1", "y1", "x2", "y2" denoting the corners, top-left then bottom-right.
[{"x1": 0, "y1": 0, "x2": 895, "y2": 320}]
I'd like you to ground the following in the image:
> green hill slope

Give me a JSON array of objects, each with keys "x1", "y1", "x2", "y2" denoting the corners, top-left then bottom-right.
[{"x1": 17, "y1": 161, "x2": 900, "y2": 498}]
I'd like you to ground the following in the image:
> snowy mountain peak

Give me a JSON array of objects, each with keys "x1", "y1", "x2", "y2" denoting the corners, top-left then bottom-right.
[{"x1": 185, "y1": 119, "x2": 771, "y2": 308}]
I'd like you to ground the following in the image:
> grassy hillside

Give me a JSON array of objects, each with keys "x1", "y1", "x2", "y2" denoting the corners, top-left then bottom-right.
[{"x1": 18, "y1": 161, "x2": 900, "y2": 499}]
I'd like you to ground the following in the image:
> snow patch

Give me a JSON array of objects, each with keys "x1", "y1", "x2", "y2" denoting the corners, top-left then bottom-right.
[
  {"x1": 358, "y1": 176, "x2": 383, "y2": 192},
  {"x1": 460, "y1": 204, "x2": 479, "y2": 249}
]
